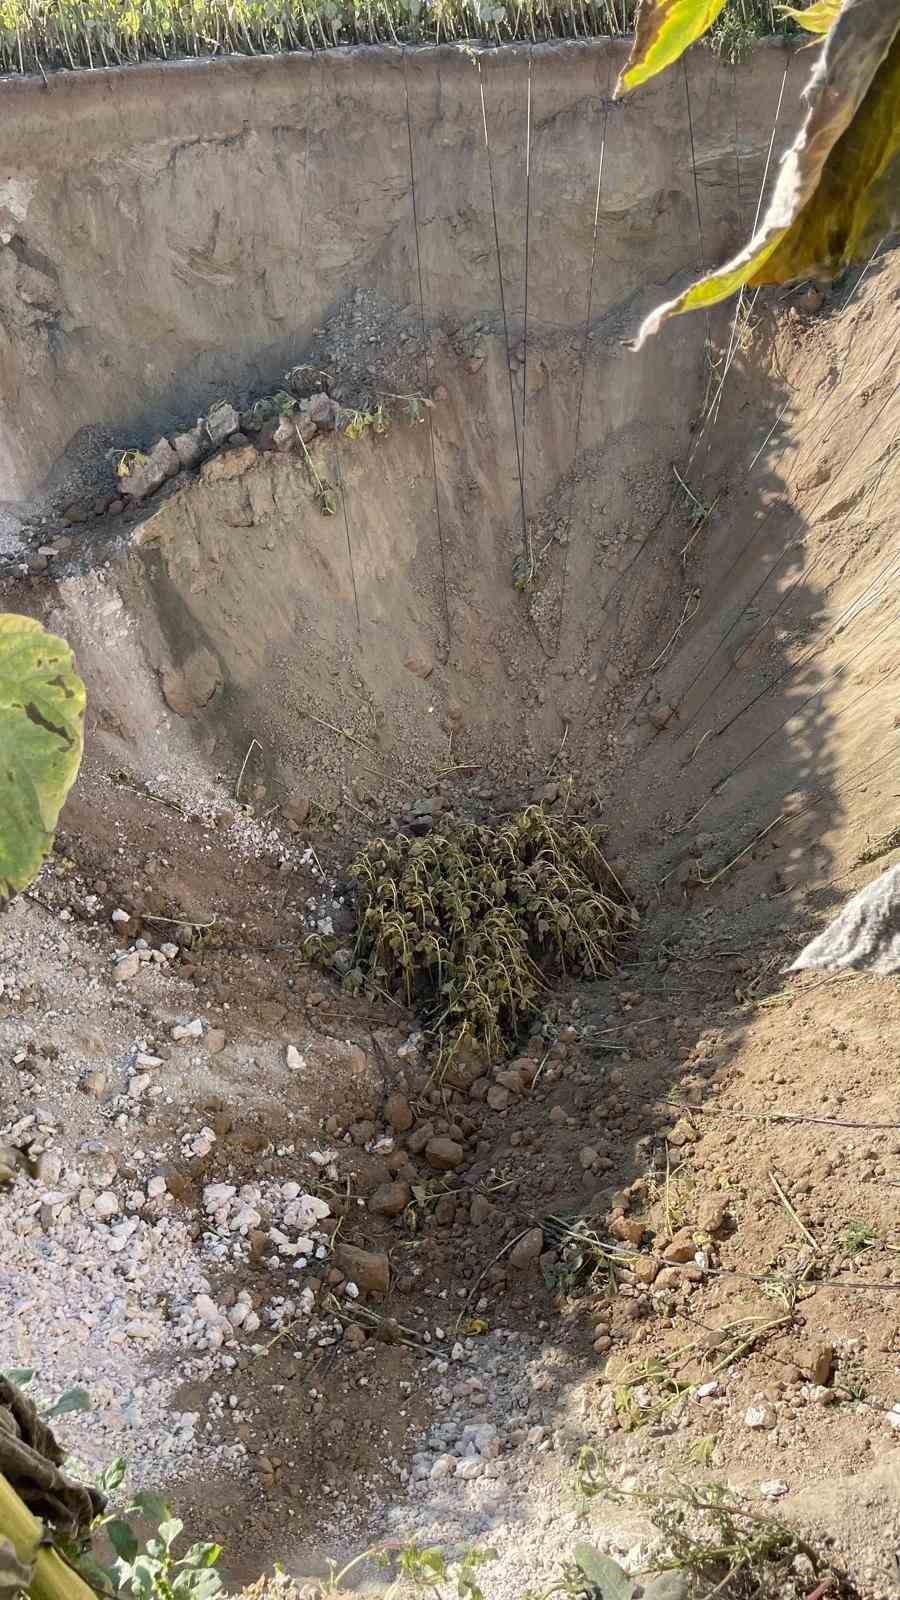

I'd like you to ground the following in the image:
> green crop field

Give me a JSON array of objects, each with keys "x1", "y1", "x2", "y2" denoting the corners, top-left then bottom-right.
[{"x1": 0, "y1": 0, "x2": 792, "y2": 79}]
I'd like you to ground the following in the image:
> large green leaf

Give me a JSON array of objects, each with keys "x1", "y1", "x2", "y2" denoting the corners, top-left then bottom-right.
[
  {"x1": 635, "y1": 0, "x2": 900, "y2": 346},
  {"x1": 0, "y1": 614, "x2": 85, "y2": 901},
  {"x1": 614, "y1": 0, "x2": 727, "y2": 95}
]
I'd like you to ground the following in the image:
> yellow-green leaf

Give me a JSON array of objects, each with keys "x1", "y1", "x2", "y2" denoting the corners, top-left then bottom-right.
[
  {"x1": 0, "y1": 614, "x2": 85, "y2": 902},
  {"x1": 778, "y1": 0, "x2": 841, "y2": 33},
  {"x1": 614, "y1": 0, "x2": 727, "y2": 96},
  {"x1": 635, "y1": 0, "x2": 900, "y2": 346}
]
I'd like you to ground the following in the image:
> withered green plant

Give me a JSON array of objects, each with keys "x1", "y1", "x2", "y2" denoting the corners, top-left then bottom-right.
[{"x1": 307, "y1": 808, "x2": 634, "y2": 1058}]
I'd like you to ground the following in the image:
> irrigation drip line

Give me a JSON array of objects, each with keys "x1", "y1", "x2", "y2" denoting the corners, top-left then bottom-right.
[
  {"x1": 732, "y1": 65, "x2": 744, "y2": 232},
  {"x1": 403, "y1": 51, "x2": 451, "y2": 659},
  {"x1": 557, "y1": 58, "x2": 611, "y2": 657},
  {"x1": 674, "y1": 368, "x2": 900, "y2": 733},
  {"x1": 653, "y1": 1102, "x2": 900, "y2": 1132},
  {"x1": 711, "y1": 460, "x2": 900, "y2": 744}
]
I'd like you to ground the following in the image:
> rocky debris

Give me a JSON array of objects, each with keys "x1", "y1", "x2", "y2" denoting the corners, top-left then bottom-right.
[
  {"x1": 308, "y1": 392, "x2": 338, "y2": 430},
  {"x1": 425, "y1": 1136, "x2": 464, "y2": 1171},
  {"x1": 385, "y1": 1092, "x2": 414, "y2": 1133},
  {"x1": 744, "y1": 1399, "x2": 777, "y2": 1430},
  {"x1": 172, "y1": 425, "x2": 206, "y2": 468},
  {"x1": 160, "y1": 647, "x2": 222, "y2": 718},
  {"x1": 333, "y1": 1243, "x2": 390, "y2": 1296},
  {"x1": 695, "y1": 1192, "x2": 730, "y2": 1233},
  {"x1": 172, "y1": 1018, "x2": 204, "y2": 1042},
  {"x1": 368, "y1": 1181, "x2": 411, "y2": 1217},
  {"x1": 509, "y1": 1227, "x2": 544, "y2": 1269},
  {"x1": 119, "y1": 438, "x2": 179, "y2": 500},
  {"x1": 802, "y1": 1343, "x2": 835, "y2": 1385},
  {"x1": 200, "y1": 444, "x2": 258, "y2": 483},
  {"x1": 285, "y1": 1045, "x2": 305, "y2": 1071},
  {"x1": 113, "y1": 952, "x2": 141, "y2": 983},
  {"x1": 273, "y1": 413, "x2": 317, "y2": 451},
  {"x1": 661, "y1": 1230, "x2": 695, "y2": 1264},
  {"x1": 610, "y1": 1215, "x2": 645, "y2": 1246},
  {"x1": 205, "y1": 400, "x2": 241, "y2": 447}
]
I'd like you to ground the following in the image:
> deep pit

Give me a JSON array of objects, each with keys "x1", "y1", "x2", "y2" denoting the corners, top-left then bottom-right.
[{"x1": 2, "y1": 33, "x2": 900, "y2": 1600}]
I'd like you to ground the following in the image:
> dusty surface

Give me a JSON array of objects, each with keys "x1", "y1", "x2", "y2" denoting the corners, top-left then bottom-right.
[
  {"x1": 0, "y1": 39, "x2": 803, "y2": 520},
  {"x1": 2, "y1": 36, "x2": 900, "y2": 1600}
]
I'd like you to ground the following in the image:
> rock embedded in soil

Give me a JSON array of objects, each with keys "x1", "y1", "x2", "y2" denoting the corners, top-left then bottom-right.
[
  {"x1": 368, "y1": 1181, "x2": 411, "y2": 1217},
  {"x1": 119, "y1": 437, "x2": 180, "y2": 500},
  {"x1": 803, "y1": 1343, "x2": 835, "y2": 1385},
  {"x1": 696, "y1": 1193, "x2": 730, "y2": 1233},
  {"x1": 744, "y1": 1399, "x2": 777, "y2": 1430},
  {"x1": 172, "y1": 425, "x2": 206, "y2": 468},
  {"x1": 609, "y1": 1215, "x2": 644, "y2": 1246},
  {"x1": 384, "y1": 1092, "x2": 413, "y2": 1132},
  {"x1": 200, "y1": 444, "x2": 258, "y2": 483},
  {"x1": 508, "y1": 1227, "x2": 544, "y2": 1269},
  {"x1": 205, "y1": 400, "x2": 240, "y2": 446},
  {"x1": 333, "y1": 1243, "x2": 390, "y2": 1296},
  {"x1": 425, "y1": 1136, "x2": 464, "y2": 1170}
]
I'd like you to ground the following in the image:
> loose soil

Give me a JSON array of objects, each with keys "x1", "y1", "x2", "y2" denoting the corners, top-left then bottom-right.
[{"x1": 2, "y1": 160, "x2": 900, "y2": 1600}]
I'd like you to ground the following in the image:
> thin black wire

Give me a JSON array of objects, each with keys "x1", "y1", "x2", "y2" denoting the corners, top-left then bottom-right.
[
  {"x1": 711, "y1": 452, "x2": 899, "y2": 743},
  {"x1": 333, "y1": 439, "x2": 360, "y2": 633},
  {"x1": 403, "y1": 50, "x2": 451, "y2": 659},
  {"x1": 521, "y1": 48, "x2": 533, "y2": 554},
  {"x1": 478, "y1": 59, "x2": 528, "y2": 556},
  {"x1": 682, "y1": 56, "x2": 710, "y2": 365},
  {"x1": 557, "y1": 56, "x2": 612, "y2": 657},
  {"x1": 732, "y1": 65, "x2": 744, "y2": 232},
  {"x1": 676, "y1": 372, "x2": 900, "y2": 733}
]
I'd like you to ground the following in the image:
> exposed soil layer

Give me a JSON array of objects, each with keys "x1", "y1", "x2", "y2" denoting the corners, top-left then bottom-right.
[{"x1": 2, "y1": 35, "x2": 900, "y2": 1600}]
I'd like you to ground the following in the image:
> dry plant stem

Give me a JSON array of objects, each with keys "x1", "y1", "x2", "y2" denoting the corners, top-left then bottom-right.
[
  {"x1": 235, "y1": 737, "x2": 261, "y2": 801},
  {"x1": 0, "y1": 1472, "x2": 97, "y2": 1600}
]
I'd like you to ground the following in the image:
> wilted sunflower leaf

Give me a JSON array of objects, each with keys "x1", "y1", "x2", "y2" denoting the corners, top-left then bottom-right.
[
  {"x1": 614, "y1": 0, "x2": 727, "y2": 95},
  {"x1": 779, "y1": 0, "x2": 841, "y2": 32},
  {"x1": 635, "y1": 0, "x2": 900, "y2": 346}
]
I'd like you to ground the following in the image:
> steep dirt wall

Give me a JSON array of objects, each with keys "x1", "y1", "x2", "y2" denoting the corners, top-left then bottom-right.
[{"x1": 0, "y1": 39, "x2": 800, "y2": 516}]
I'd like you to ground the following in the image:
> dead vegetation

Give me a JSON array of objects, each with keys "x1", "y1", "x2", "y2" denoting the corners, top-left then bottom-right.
[{"x1": 305, "y1": 809, "x2": 635, "y2": 1059}]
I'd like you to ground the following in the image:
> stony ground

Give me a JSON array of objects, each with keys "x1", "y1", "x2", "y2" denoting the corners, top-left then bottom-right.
[
  {"x1": 3, "y1": 249, "x2": 900, "y2": 1600},
  {"x1": 3, "y1": 761, "x2": 900, "y2": 1600}
]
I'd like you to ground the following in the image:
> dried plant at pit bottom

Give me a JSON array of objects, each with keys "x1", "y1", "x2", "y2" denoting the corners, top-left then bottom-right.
[{"x1": 308, "y1": 808, "x2": 635, "y2": 1058}]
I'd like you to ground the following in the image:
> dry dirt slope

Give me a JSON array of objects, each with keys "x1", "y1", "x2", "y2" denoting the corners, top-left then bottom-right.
[{"x1": 1, "y1": 148, "x2": 900, "y2": 1600}]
